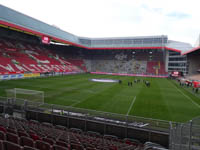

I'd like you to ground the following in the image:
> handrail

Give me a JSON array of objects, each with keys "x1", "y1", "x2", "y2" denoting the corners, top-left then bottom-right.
[{"x1": 0, "y1": 96, "x2": 177, "y2": 132}]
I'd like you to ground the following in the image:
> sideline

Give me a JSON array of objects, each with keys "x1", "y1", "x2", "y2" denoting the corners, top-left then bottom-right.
[
  {"x1": 170, "y1": 81, "x2": 200, "y2": 109},
  {"x1": 70, "y1": 100, "x2": 82, "y2": 107},
  {"x1": 182, "y1": 86, "x2": 200, "y2": 99}
]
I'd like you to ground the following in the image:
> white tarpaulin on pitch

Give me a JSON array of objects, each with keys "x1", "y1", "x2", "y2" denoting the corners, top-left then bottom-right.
[{"x1": 89, "y1": 78, "x2": 119, "y2": 83}]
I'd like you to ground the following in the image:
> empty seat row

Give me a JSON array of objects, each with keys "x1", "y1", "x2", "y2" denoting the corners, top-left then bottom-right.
[
  {"x1": 0, "y1": 116, "x2": 143, "y2": 150},
  {"x1": 0, "y1": 38, "x2": 87, "y2": 74},
  {"x1": 0, "y1": 139, "x2": 68, "y2": 150}
]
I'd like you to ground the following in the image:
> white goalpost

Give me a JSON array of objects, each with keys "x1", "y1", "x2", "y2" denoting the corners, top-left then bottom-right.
[{"x1": 6, "y1": 88, "x2": 44, "y2": 103}]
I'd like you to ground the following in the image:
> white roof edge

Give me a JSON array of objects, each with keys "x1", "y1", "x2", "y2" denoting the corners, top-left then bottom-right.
[{"x1": 78, "y1": 35, "x2": 168, "y2": 40}]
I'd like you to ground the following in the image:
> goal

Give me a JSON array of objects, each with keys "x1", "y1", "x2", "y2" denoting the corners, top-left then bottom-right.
[{"x1": 6, "y1": 88, "x2": 44, "y2": 103}]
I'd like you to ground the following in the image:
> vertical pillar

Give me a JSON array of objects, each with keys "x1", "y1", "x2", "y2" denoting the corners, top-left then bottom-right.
[
  {"x1": 179, "y1": 124, "x2": 183, "y2": 150},
  {"x1": 189, "y1": 120, "x2": 193, "y2": 150}
]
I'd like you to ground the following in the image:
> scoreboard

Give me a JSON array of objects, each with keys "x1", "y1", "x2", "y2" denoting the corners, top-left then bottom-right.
[
  {"x1": 171, "y1": 71, "x2": 181, "y2": 77},
  {"x1": 41, "y1": 36, "x2": 50, "y2": 44}
]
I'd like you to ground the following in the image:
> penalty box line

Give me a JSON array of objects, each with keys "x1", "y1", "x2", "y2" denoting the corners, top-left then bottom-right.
[{"x1": 126, "y1": 96, "x2": 137, "y2": 116}]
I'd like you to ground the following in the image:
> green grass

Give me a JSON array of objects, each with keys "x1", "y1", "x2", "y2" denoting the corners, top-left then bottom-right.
[{"x1": 0, "y1": 74, "x2": 200, "y2": 123}]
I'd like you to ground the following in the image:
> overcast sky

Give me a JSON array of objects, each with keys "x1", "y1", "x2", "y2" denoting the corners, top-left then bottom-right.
[{"x1": 1, "y1": 0, "x2": 200, "y2": 45}]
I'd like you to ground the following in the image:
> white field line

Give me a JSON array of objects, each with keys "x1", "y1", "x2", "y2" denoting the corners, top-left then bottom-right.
[
  {"x1": 170, "y1": 82, "x2": 200, "y2": 109},
  {"x1": 126, "y1": 96, "x2": 136, "y2": 115},
  {"x1": 70, "y1": 96, "x2": 92, "y2": 107},
  {"x1": 182, "y1": 86, "x2": 200, "y2": 99},
  {"x1": 70, "y1": 100, "x2": 82, "y2": 107}
]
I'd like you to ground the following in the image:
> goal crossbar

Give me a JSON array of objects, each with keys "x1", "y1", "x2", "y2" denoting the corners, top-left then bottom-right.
[{"x1": 13, "y1": 88, "x2": 44, "y2": 94}]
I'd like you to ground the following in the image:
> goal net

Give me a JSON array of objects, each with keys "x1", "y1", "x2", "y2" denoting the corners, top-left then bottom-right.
[{"x1": 6, "y1": 88, "x2": 44, "y2": 103}]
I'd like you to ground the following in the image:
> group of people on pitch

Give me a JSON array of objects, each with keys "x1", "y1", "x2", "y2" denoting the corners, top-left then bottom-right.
[
  {"x1": 127, "y1": 79, "x2": 141, "y2": 87},
  {"x1": 119, "y1": 78, "x2": 151, "y2": 87}
]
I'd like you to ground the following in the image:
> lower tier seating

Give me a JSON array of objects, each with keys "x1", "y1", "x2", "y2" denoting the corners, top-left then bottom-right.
[
  {"x1": 89, "y1": 60, "x2": 147, "y2": 74},
  {"x1": 0, "y1": 38, "x2": 86, "y2": 74},
  {"x1": 88, "y1": 60, "x2": 167, "y2": 75},
  {"x1": 0, "y1": 116, "x2": 143, "y2": 150},
  {"x1": 146, "y1": 61, "x2": 167, "y2": 75},
  {"x1": 0, "y1": 51, "x2": 86, "y2": 74}
]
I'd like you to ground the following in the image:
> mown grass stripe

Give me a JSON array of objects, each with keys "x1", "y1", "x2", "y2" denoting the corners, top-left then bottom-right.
[{"x1": 1, "y1": 74, "x2": 200, "y2": 122}]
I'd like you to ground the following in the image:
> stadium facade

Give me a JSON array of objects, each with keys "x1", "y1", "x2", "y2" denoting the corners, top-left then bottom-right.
[{"x1": 0, "y1": 4, "x2": 195, "y2": 77}]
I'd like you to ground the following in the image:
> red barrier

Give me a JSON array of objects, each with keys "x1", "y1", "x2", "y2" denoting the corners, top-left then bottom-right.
[{"x1": 193, "y1": 81, "x2": 200, "y2": 88}]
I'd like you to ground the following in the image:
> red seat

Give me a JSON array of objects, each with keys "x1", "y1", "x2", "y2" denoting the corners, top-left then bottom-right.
[
  {"x1": 86, "y1": 147, "x2": 96, "y2": 150},
  {"x1": 29, "y1": 133, "x2": 40, "y2": 141},
  {"x1": 6, "y1": 132, "x2": 19, "y2": 144},
  {"x1": 3, "y1": 141, "x2": 22, "y2": 150},
  {"x1": 23, "y1": 146, "x2": 37, "y2": 150},
  {"x1": 18, "y1": 131, "x2": 29, "y2": 137},
  {"x1": 0, "y1": 126, "x2": 6, "y2": 133},
  {"x1": 70, "y1": 143, "x2": 84, "y2": 150},
  {"x1": 7, "y1": 128, "x2": 17, "y2": 134},
  {"x1": 20, "y1": 136, "x2": 34, "y2": 147},
  {"x1": 43, "y1": 137, "x2": 54, "y2": 145},
  {"x1": 0, "y1": 131, "x2": 5, "y2": 141},
  {"x1": 35, "y1": 140, "x2": 52, "y2": 150},
  {"x1": 56, "y1": 140, "x2": 68, "y2": 148},
  {"x1": 53, "y1": 144, "x2": 68, "y2": 150},
  {"x1": 0, "y1": 140, "x2": 3, "y2": 150}
]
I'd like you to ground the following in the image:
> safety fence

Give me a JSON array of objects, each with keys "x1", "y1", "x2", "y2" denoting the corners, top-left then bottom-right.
[
  {"x1": 169, "y1": 117, "x2": 200, "y2": 150},
  {"x1": 0, "y1": 96, "x2": 176, "y2": 147}
]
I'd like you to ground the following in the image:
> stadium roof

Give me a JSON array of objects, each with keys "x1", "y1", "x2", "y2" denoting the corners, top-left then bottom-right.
[
  {"x1": 0, "y1": 4, "x2": 194, "y2": 53},
  {"x1": 181, "y1": 46, "x2": 200, "y2": 55},
  {"x1": 166, "y1": 40, "x2": 193, "y2": 53},
  {"x1": 181, "y1": 35, "x2": 200, "y2": 55}
]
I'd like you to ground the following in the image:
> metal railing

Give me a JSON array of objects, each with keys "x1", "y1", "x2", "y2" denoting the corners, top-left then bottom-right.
[
  {"x1": 0, "y1": 96, "x2": 174, "y2": 133},
  {"x1": 170, "y1": 117, "x2": 200, "y2": 150}
]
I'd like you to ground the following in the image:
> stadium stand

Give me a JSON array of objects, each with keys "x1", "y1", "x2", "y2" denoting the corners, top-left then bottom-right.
[
  {"x1": 67, "y1": 59, "x2": 87, "y2": 72},
  {"x1": 146, "y1": 61, "x2": 167, "y2": 75},
  {"x1": 89, "y1": 60, "x2": 147, "y2": 74},
  {"x1": 0, "y1": 38, "x2": 86, "y2": 74},
  {"x1": 0, "y1": 116, "x2": 144, "y2": 150},
  {"x1": 80, "y1": 49, "x2": 167, "y2": 76},
  {"x1": 0, "y1": 36, "x2": 169, "y2": 76}
]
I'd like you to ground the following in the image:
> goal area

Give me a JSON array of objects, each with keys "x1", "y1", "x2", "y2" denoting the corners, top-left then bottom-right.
[{"x1": 6, "y1": 88, "x2": 44, "y2": 103}]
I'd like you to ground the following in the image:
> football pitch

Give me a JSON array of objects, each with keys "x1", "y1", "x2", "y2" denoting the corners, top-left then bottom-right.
[{"x1": 0, "y1": 74, "x2": 200, "y2": 123}]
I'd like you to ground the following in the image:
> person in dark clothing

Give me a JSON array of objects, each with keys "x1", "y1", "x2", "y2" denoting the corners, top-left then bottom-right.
[
  {"x1": 119, "y1": 80, "x2": 122, "y2": 84},
  {"x1": 195, "y1": 88, "x2": 199, "y2": 93},
  {"x1": 145, "y1": 81, "x2": 150, "y2": 87},
  {"x1": 134, "y1": 79, "x2": 137, "y2": 83}
]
